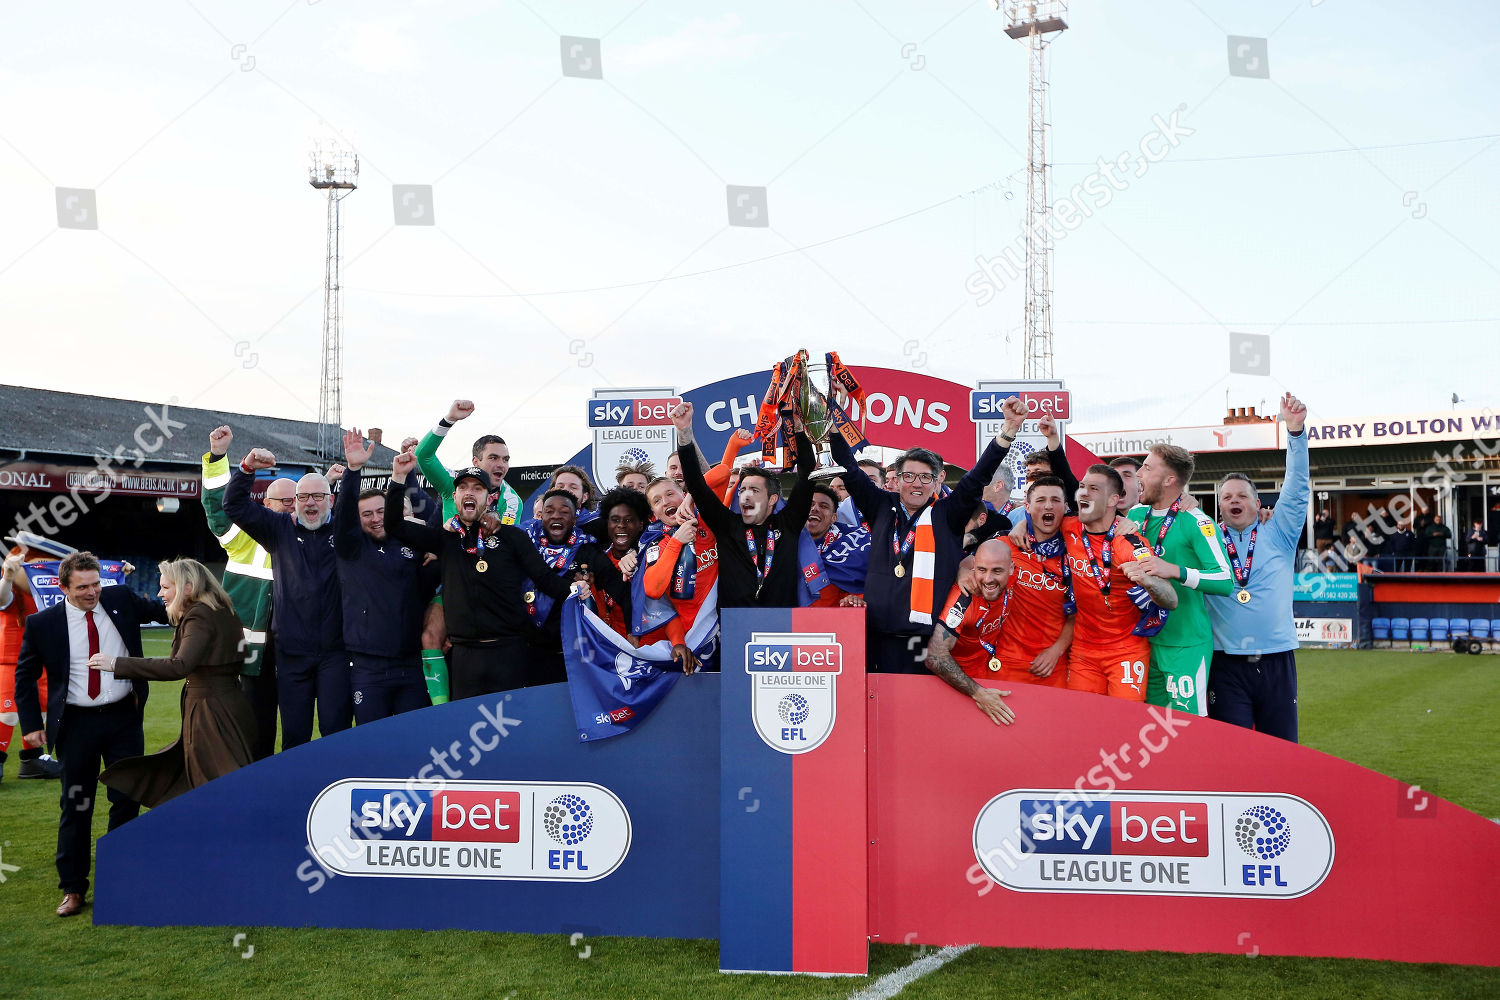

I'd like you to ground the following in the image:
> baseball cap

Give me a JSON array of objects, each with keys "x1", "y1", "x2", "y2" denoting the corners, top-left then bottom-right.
[{"x1": 452, "y1": 466, "x2": 493, "y2": 491}]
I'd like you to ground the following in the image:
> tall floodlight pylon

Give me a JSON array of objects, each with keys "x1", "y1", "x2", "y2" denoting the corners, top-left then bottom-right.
[
  {"x1": 1002, "y1": 1, "x2": 1067, "y2": 379},
  {"x1": 308, "y1": 142, "x2": 359, "y2": 461}
]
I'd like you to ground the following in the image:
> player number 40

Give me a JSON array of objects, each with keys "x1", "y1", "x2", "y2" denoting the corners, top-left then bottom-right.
[
  {"x1": 1118, "y1": 660, "x2": 1145, "y2": 687},
  {"x1": 1165, "y1": 674, "x2": 1196, "y2": 699}
]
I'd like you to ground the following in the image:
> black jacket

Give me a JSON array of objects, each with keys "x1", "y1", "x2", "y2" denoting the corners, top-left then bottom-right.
[
  {"x1": 384, "y1": 480, "x2": 572, "y2": 645},
  {"x1": 680, "y1": 431, "x2": 816, "y2": 608},
  {"x1": 15, "y1": 586, "x2": 169, "y2": 747},
  {"x1": 223, "y1": 466, "x2": 343, "y2": 656},
  {"x1": 333, "y1": 467, "x2": 437, "y2": 657},
  {"x1": 832, "y1": 433, "x2": 1013, "y2": 636}
]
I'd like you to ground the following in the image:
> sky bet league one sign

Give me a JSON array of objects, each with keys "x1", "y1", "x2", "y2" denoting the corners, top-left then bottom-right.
[
  {"x1": 973, "y1": 790, "x2": 1334, "y2": 898},
  {"x1": 306, "y1": 778, "x2": 632, "y2": 882},
  {"x1": 971, "y1": 380, "x2": 1070, "y2": 497},
  {"x1": 588, "y1": 388, "x2": 680, "y2": 493},
  {"x1": 745, "y1": 632, "x2": 843, "y2": 753}
]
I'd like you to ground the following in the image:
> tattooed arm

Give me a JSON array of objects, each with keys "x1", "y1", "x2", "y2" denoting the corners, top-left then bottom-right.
[
  {"x1": 1122, "y1": 559, "x2": 1179, "y2": 609},
  {"x1": 925, "y1": 626, "x2": 1015, "y2": 726}
]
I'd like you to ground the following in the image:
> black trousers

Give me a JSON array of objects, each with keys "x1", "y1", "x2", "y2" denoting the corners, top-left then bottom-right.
[
  {"x1": 238, "y1": 634, "x2": 279, "y2": 761},
  {"x1": 350, "y1": 652, "x2": 430, "y2": 725},
  {"x1": 1207, "y1": 649, "x2": 1298, "y2": 743},
  {"x1": 450, "y1": 640, "x2": 531, "y2": 699},
  {"x1": 55, "y1": 699, "x2": 143, "y2": 895},
  {"x1": 276, "y1": 650, "x2": 351, "y2": 749}
]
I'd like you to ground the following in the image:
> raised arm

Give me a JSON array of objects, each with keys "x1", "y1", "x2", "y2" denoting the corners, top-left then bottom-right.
[
  {"x1": 384, "y1": 454, "x2": 448, "y2": 554},
  {"x1": 672, "y1": 402, "x2": 736, "y2": 540},
  {"x1": 829, "y1": 433, "x2": 888, "y2": 523},
  {"x1": 201, "y1": 425, "x2": 236, "y2": 537},
  {"x1": 415, "y1": 399, "x2": 473, "y2": 500},
  {"x1": 943, "y1": 397, "x2": 1026, "y2": 534},
  {"x1": 1039, "y1": 413, "x2": 1081, "y2": 509},
  {"x1": 1270, "y1": 393, "x2": 1310, "y2": 550},
  {"x1": 703, "y1": 428, "x2": 754, "y2": 496},
  {"x1": 925, "y1": 622, "x2": 1014, "y2": 726},
  {"x1": 334, "y1": 430, "x2": 375, "y2": 558},
  {"x1": 778, "y1": 430, "x2": 818, "y2": 532},
  {"x1": 222, "y1": 447, "x2": 284, "y2": 550}
]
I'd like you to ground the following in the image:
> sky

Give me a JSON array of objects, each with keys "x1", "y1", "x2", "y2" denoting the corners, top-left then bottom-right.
[{"x1": 2, "y1": 0, "x2": 1497, "y2": 469}]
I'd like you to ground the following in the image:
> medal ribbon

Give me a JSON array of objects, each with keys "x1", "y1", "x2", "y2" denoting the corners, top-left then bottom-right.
[
  {"x1": 973, "y1": 588, "x2": 1011, "y2": 660},
  {"x1": 746, "y1": 526, "x2": 777, "y2": 589},
  {"x1": 1221, "y1": 522, "x2": 1257, "y2": 586},
  {"x1": 444, "y1": 515, "x2": 483, "y2": 555},
  {"x1": 1027, "y1": 515, "x2": 1076, "y2": 615},
  {"x1": 1149, "y1": 497, "x2": 1183, "y2": 556},
  {"x1": 1078, "y1": 523, "x2": 1118, "y2": 602}
]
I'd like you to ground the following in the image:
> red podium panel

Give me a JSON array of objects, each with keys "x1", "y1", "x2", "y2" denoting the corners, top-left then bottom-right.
[{"x1": 867, "y1": 676, "x2": 1500, "y2": 966}]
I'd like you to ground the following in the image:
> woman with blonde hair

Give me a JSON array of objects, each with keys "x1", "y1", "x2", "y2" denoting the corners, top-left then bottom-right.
[{"x1": 96, "y1": 558, "x2": 257, "y2": 807}]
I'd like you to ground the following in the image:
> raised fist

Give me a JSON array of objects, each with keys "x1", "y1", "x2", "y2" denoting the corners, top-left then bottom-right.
[
  {"x1": 1001, "y1": 396, "x2": 1029, "y2": 434},
  {"x1": 670, "y1": 401, "x2": 694, "y2": 434},
  {"x1": 1280, "y1": 392, "x2": 1307, "y2": 434},
  {"x1": 243, "y1": 448, "x2": 276, "y2": 471},
  {"x1": 448, "y1": 400, "x2": 476, "y2": 423},
  {"x1": 209, "y1": 425, "x2": 233, "y2": 457},
  {"x1": 325, "y1": 463, "x2": 346, "y2": 485},
  {"x1": 391, "y1": 451, "x2": 417, "y2": 480},
  {"x1": 400, "y1": 436, "x2": 419, "y2": 453},
  {"x1": 1037, "y1": 412, "x2": 1058, "y2": 444}
]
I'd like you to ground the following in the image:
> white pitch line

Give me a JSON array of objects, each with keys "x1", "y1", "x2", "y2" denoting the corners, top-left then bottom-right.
[{"x1": 848, "y1": 944, "x2": 976, "y2": 1000}]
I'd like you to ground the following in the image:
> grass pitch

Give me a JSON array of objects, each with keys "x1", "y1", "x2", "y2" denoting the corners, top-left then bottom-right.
[{"x1": 1, "y1": 643, "x2": 1497, "y2": 1000}]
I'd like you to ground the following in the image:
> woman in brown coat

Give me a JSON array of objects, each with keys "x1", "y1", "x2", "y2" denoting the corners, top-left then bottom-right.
[{"x1": 96, "y1": 558, "x2": 257, "y2": 808}]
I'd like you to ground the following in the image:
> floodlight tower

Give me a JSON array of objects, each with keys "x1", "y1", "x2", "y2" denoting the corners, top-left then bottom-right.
[
  {"x1": 1002, "y1": 1, "x2": 1067, "y2": 379},
  {"x1": 308, "y1": 143, "x2": 359, "y2": 461}
]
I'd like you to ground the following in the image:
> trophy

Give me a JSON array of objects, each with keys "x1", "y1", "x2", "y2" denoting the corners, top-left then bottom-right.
[{"x1": 753, "y1": 350, "x2": 868, "y2": 475}]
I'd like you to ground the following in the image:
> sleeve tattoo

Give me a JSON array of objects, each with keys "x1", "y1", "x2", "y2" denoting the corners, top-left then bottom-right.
[{"x1": 925, "y1": 627, "x2": 979, "y2": 696}]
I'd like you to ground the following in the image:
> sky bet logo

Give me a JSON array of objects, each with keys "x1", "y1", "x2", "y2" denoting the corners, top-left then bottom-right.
[
  {"x1": 971, "y1": 790, "x2": 1334, "y2": 899},
  {"x1": 969, "y1": 389, "x2": 1071, "y2": 421},
  {"x1": 305, "y1": 779, "x2": 632, "y2": 883},
  {"x1": 586, "y1": 397, "x2": 682, "y2": 428},
  {"x1": 745, "y1": 632, "x2": 842, "y2": 754}
]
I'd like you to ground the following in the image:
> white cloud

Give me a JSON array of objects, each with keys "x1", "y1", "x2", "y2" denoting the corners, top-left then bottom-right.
[{"x1": 342, "y1": 22, "x2": 420, "y2": 75}]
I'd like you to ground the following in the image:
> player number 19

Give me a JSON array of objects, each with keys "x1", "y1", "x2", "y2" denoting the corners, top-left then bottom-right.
[{"x1": 1118, "y1": 660, "x2": 1145, "y2": 686}]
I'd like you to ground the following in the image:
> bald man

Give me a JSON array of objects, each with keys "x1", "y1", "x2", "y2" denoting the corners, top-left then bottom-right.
[
  {"x1": 204, "y1": 425, "x2": 294, "y2": 759},
  {"x1": 224, "y1": 443, "x2": 350, "y2": 749},
  {"x1": 924, "y1": 539, "x2": 1017, "y2": 725}
]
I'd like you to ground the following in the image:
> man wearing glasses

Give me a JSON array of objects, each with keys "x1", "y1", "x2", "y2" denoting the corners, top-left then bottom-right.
[
  {"x1": 203, "y1": 426, "x2": 291, "y2": 760},
  {"x1": 224, "y1": 439, "x2": 350, "y2": 749},
  {"x1": 832, "y1": 396, "x2": 1029, "y2": 673}
]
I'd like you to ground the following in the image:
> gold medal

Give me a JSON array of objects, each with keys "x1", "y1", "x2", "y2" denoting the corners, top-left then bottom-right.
[
  {"x1": 894, "y1": 564, "x2": 906, "y2": 578},
  {"x1": 475, "y1": 559, "x2": 488, "y2": 573},
  {"x1": 987, "y1": 656, "x2": 1001, "y2": 672},
  {"x1": 1236, "y1": 588, "x2": 1251, "y2": 605},
  {"x1": 524, "y1": 591, "x2": 535, "y2": 603}
]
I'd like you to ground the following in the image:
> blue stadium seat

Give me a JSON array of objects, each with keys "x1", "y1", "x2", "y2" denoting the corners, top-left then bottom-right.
[
  {"x1": 1372, "y1": 617, "x2": 1391, "y2": 644},
  {"x1": 1492, "y1": 620, "x2": 1500, "y2": 645},
  {"x1": 1392, "y1": 617, "x2": 1411, "y2": 643},
  {"x1": 1473, "y1": 620, "x2": 1492, "y2": 641},
  {"x1": 1450, "y1": 618, "x2": 1471, "y2": 638},
  {"x1": 1411, "y1": 618, "x2": 1430, "y2": 643},
  {"x1": 1430, "y1": 618, "x2": 1449, "y2": 642}
]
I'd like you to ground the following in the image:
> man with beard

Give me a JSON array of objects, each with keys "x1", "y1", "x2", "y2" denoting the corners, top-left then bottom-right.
[
  {"x1": 799, "y1": 484, "x2": 868, "y2": 608},
  {"x1": 924, "y1": 539, "x2": 1017, "y2": 726},
  {"x1": 224, "y1": 446, "x2": 348, "y2": 748},
  {"x1": 832, "y1": 396, "x2": 1027, "y2": 673},
  {"x1": 384, "y1": 456, "x2": 578, "y2": 697},
  {"x1": 1205, "y1": 393, "x2": 1309, "y2": 741},
  {"x1": 1064, "y1": 466, "x2": 1179, "y2": 700},
  {"x1": 335, "y1": 430, "x2": 437, "y2": 724},
  {"x1": 520, "y1": 489, "x2": 626, "y2": 685},
  {"x1": 994, "y1": 475, "x2": 1074, "y2": 688},
  {"x1": 672, "y1": 402, "x2": 815, "y2": 608},
  {"x1": 1130, "y1": 444, "x2": 1234, "y2": 715},
  {"x1": 641, "y1": 477, "x2": 718, "y2": 655}
]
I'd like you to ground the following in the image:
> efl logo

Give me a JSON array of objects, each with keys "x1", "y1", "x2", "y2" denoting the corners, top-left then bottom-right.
[
  {"x1": 745, "y1": 632, "x2": 841, "y2": 754},
  {"x1": 973, "y1": 789, "x2": 1334, "y2": 899},
  {"x1": 307, "y1": 779, "x2": 632, "y2": 882},
  {"x1": 969, "y1": 389, "x2": 1071, "y2": 422},
  {"x1": 587, "y1": 397, "x2": 682, "y2": 428}
]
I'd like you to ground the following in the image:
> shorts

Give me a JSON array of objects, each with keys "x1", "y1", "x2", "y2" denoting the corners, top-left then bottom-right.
[
  {"x1": 994, "y1": 648, "x2": 1068, "y2": 688},
  {"x1": 1067, "y1": 646, "x2": 1148, "y2": 701},
  {"x1": 1146, "y1": 641, "x2": 1211, "y2": 715}
]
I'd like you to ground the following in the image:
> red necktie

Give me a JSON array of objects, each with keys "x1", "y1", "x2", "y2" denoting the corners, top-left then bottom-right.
[{"x1": 86, "y1": 609, "x2": 101, "y2": 699}]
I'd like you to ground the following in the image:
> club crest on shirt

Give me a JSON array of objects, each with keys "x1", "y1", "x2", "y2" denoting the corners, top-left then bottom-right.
[{"x1": 1199, "y1": 521, "x2": 1217, "y2": 538}]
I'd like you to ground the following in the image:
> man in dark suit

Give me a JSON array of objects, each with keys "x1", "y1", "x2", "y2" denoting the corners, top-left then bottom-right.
[{"x1": 15, "y1": 551, "x2": 168, "y2": 917}]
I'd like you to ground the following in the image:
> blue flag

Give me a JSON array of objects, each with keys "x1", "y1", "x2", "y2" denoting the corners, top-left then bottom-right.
[
  {"x1": 563, "y1": 585, "x2": 720, "y2": 742},
  {"x1": 797, "y1": 524, "x2": 871, "y2": 605},
  {"x1": 23, "y1": 559, "x2": 128, "y2": 610}
]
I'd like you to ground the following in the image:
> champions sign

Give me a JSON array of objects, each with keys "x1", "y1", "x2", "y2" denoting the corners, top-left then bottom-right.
[
  {"x1": 973, "y1": 789, "x2": 1334, "y2": 898},
  {"x1": 744, "y1": 631, "x2": 842, "y2": 754},
  {"x1": 305, "y1": 778, "x2": 632, "y2": 882}
]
